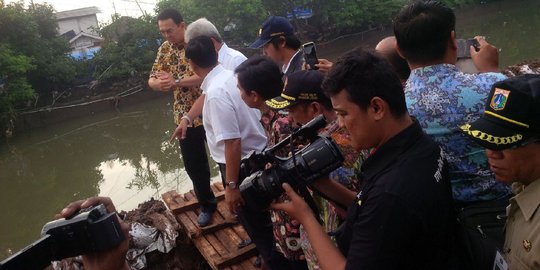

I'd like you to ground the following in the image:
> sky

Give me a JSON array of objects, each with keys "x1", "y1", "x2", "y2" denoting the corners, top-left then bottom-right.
[{"x1": 4, "y1": 0, "x2": 158, "y2": 23}]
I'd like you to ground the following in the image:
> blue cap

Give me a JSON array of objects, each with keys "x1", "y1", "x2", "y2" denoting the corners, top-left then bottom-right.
[{"x1": 249, "y1": 16, "x2": 294, "y2": 49}]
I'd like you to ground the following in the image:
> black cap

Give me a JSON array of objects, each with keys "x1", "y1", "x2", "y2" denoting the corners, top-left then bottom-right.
[
  {"x1": 266, "y1": 70, "x2": 328, "y2": 110},
  {"x1": 460, "y1": 74, "x2": 540, "y2": 150},
  {"x1": 249, "y1": 16, "x2": 294, "y2": 49}
]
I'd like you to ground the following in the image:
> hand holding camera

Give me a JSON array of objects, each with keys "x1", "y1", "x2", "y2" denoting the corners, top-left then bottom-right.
[
  {"x1": 470, "y1": 36, "x2": 500, "y2": 72},
  {"x1": 0, "y1": 197, "x2": 130, "y2": 270}
]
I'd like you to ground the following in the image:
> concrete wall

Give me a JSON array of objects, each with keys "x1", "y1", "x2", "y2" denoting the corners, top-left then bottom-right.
[{"x1": 58, "y1": 15, "x2": 99, "y2": 36}]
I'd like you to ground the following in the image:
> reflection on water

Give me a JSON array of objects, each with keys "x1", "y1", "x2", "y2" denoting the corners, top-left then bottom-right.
[
  {"x1": 1, "y1": 0, "x2": 539, "y2": 261},
  {"x1": 0, "y1": 96, "x2": 221, "y2": 260}
]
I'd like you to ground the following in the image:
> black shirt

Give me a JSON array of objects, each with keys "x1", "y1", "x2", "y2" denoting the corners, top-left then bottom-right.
[{"x1": 337, "y1": 121, "x2": 456, "y2": 270}]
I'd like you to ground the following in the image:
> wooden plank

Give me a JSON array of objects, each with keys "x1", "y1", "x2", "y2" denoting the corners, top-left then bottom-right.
[{"x1": 214, "y1": 245, "x2": 258, "y2": 269}]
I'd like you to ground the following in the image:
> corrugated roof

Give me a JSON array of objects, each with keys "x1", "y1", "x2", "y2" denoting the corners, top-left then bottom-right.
[{"x1": 55, "y1": 7, "x2": 100, "y2": 20}]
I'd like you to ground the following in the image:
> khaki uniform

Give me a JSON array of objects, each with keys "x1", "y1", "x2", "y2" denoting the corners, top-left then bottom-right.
[{"x1": 504, "y1": 179, "x2": 540, "y2": 269}]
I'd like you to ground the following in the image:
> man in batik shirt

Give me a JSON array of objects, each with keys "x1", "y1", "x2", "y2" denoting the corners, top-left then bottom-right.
[{"x1": 148, "y1": 9, "x2": 216, "y2": 227}]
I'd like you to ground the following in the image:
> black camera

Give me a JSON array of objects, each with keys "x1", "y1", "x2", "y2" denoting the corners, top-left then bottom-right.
[
  {"x1": 0, "y1": 204, "x2": 125, "y2": 270},
  {"x1": 239, "y1": 115, "x2": 344, "y2": 211}
]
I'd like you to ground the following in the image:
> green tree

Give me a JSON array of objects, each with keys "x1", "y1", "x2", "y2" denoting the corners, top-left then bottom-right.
[
  {"x1": 0, "y1": 44, "x2": 35, "y2": 137},
  {"x1": 155, "y1": 0, "x2": 267, "y2": 45},
  {"x1": 91, "y1": 16, "x2": 161, "y2": 83}
]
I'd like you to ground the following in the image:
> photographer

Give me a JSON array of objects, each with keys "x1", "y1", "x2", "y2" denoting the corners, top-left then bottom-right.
[
  {"x1": 55, "y1": 197, "x2": 131, "y2": 270},
  {"x1": 250, "y1": 16, "x2": 304, "y2": 78},
  {"x1": 266, "y1": 70, "x2": 363, "y2": 270},
  {"x1": 272, "y1": 48, "x2": 456, "y2": 269}
]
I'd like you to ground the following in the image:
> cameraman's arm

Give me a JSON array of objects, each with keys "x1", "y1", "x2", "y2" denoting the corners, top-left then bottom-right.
[
  {"x1": 57, "y1": 197, "x2": 131, "y2": 270},
  {"x1": 312, "y1": 177, "x2": 357, "y2": 209},
  {"x1": 273, "y1": 184, "x2": 346, "y2": 270},
  {"x1": 224, "y1": 138, "x2": 245, "y2": 213}
]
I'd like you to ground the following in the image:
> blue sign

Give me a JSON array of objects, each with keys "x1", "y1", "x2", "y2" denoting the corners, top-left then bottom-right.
[{"x1": 286, "y1": 7, "x2": 313, "y2": 20}]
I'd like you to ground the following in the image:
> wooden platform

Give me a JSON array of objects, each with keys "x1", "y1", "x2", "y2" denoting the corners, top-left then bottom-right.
[{"x1": 162, "y1": 182, "x2": 259, "y2": 270}]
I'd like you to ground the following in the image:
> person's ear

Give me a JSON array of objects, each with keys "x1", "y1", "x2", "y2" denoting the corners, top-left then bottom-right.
[
  {"x1": 179, "y1": 21, "x2": 186, "y2": 30},
  {"x1": 309, "y1": 102, "x2": 322, "y2": 115},
  {"x1": 279, "y1": 36, "x2": 286, "y2": 48},
  {"x1": 369, "y1": 97, "x2": 386, "y2": 121},
  {"x1": 395, "y1": 42, "x2": 406, "y2": 60},
  {"x1": 450, "y1": 30, "x2": 457, "y2": 50}
]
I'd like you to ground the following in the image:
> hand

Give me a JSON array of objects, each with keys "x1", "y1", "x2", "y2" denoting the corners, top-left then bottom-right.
[
  {"x1": 169, "y1": 120, "x2": 189, "y2": 143},
  {"x1": 271, "y1": 183, "x2": 314, "y2": 223},
  {"x1": 157, "y1": 71, "x2": 175, "y2": 91},
  {"x1": 56, "y1": 197, "x2": 131, "y2": 270},
  {"x1": 225, "y1": 188, "x2": 244, "y2": 214},
  {"x1": 315, "y1": 58, "x2": 333, "y2": 74},
  {"x1": 471, "y1": 36, "x2": 500, "y2": 72}
]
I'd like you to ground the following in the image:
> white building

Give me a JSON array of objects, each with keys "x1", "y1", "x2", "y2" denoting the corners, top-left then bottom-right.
[{"x1": 56, "y1": 7, "x2": 103, "y2": 59}]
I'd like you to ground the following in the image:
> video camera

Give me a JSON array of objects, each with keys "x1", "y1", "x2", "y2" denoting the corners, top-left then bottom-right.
[
  {"x1": 0, "y1": 204, "x2": 125, "y2": 270},
  {"x1": 239, "y1": 115, "x2": 344, "y2": 211}
]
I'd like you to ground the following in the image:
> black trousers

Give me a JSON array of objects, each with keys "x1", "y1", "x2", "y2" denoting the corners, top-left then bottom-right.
[
  {"x1": 218, "y1": 163, "x2": 274, "y2": 265},
  {"x1": 179, "y1": 125, "x2": 216, "y2": 212}
]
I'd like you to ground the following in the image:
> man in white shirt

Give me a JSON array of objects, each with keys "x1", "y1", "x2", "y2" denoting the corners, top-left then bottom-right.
[
  {"x1": 173, "y1": 18, "x2": 249, "y2": 144},
  {"x1": 185, "y1": 35, "x2": 274, "y2": 266},
  {"x1": 185, "y1": 17, "x2": 246, "y2": 71}
]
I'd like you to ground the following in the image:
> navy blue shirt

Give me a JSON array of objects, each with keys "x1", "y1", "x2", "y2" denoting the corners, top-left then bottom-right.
[{"x1": 337, "y1": 121, "x2": 456, "y2": 270}]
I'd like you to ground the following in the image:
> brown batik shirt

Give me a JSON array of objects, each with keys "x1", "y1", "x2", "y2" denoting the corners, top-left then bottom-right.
[{"x1": 150, "y1": 40, "x2": 203, "y2": 126}]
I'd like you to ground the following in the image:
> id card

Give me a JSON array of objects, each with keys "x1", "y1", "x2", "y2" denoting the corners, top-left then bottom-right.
[{"x1": 493, "y1": 250, "x2": 509, "y2": 270}]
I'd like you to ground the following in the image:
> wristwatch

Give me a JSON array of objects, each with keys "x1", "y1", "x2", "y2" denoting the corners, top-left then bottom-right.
[
  {"x1": 174, "y1": 78, "x2": 181, "y2": 86},
  {"x1": 226, "y1": 181, "x2": 238, "y2": 190}
]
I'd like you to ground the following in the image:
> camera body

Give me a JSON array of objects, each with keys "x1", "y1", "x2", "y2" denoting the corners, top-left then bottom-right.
[
  {"x1": 239, "y1": 115, "x2": 344, "y2": 211},
  {"x1": 0, "y1": 204, "x2": 125, "y2": 270}
]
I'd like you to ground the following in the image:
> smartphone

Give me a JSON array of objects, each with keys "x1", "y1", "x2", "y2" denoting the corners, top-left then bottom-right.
[
  {"x1": 457, "y1": 38, "x2": 480, "y2": 59},
  {"x1": 302, "y1": 42, "x2": 319, "y2": 70}
]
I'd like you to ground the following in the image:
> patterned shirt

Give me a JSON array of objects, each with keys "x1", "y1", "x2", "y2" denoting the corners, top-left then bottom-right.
[
  {"x1": 299, "y1": 119, "x2": 364, "y2": 270},
  {"x1": 405, "y1": 64, "x2": 511, "y2": 202},
  {"x1": 259, "y1": 109, "x2": 306, "y2": 260},
  {"x1": 150, "y1": 41, "x2": 203, "y2": 126}
]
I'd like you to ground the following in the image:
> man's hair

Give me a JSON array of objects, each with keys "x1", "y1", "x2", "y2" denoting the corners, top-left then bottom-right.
[
  {"x1": 185, "y1": 18, "x2": 222, "y2": 43},
  {"x1": 185, "y1": 36, "x2": 218, "y2": 69},
  {"x1": 393, "y1": 1, "x2": 455, "y2": 63},
  {"x1": 157, "y1": 8, "x2": 184, "y2": 25},
  {"x1": 379, "y1": 50, "x2": 411, "y2": 82},
  {"x1": 268, "y1": 35, "x2": 301, "y2": 51},
  {"x1": 323, "y1": 48, "x2": 407, "y2": 117},
  {"x1": 235, "y1": 56, "x2": 283, "y2": 100}
]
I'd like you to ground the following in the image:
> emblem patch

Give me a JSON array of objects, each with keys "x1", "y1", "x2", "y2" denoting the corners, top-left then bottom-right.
[
  {"x1": 490, "y1": 88, "x2": 510, "y2": 111},
  {"x1": 523, "y1": 239, "x2": 532, "y2": 252}
]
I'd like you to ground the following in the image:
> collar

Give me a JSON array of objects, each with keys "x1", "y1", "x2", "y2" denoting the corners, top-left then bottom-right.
[
  {"x1": 361, "y1": 120, "x2": 423, "y2": 181},
  {"x1": 410, "y1": 63, "x2": 459, "y2": 77},
  {"x1": 218, "y1": 43, "x2": 229, "y2": 63},
  {"x1": 170, "y1": 41, "x2": 185, "y2": 50},
  {"x1": 512, "y1": 179, "x2": 540, "y2": 222},
  {"x1": 282, "y1": 50, "x2": 302, "y2": 74},
  {"x1": 201, "y1": 64, "x2": 225, "y2": 91}
]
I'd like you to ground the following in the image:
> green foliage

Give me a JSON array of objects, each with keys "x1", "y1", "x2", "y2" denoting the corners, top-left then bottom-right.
[
  {"x1": 0, "y1": 44, "x2": 35, "y2": 134},
  {"x1": 155, "y1": 0, "x2": 267, "y2": 45},
  {"x1": 91, "y1": 16, "x2": 161, "y2": 83}
]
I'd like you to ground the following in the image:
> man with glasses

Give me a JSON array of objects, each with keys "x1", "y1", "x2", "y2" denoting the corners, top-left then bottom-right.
[
  {"x1": 250, "y1": 16, "x2": 304, "y2": 79},
  {"x1": 148, "y1": 9, "x2": 216, "y2": 227},
  {"x1": 461, "y1": 74, "x2": 540, "y2": 270}
]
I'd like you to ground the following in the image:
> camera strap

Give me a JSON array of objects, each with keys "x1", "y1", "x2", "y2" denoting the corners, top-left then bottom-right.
[{"x1": 0, "y1": 234, "x2": 55, "y2": 270}]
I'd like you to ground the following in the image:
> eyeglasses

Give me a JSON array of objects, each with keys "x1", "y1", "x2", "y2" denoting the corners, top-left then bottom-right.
[{"x1": 160, "y1": 26, "x2": 177, "y2": 36}]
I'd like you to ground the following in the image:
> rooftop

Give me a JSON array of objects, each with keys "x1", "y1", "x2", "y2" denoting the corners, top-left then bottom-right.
[{"x1": 55, "y1": 7, "x2": 100, "y2": 20}]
